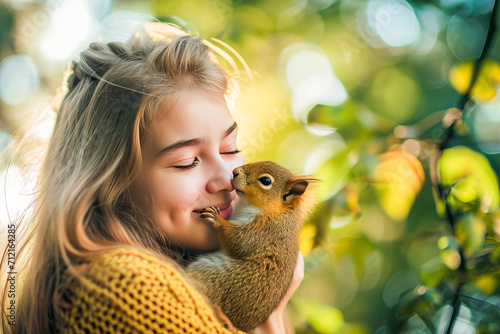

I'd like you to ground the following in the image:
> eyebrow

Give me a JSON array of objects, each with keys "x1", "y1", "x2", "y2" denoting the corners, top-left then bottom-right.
[
  {"x1": 155, "y1": 138, "x2": 204, "y2": 159},
  {"x1": 224, "y1": 122, "x2": 238, "y2": 138},
  {"x1": 155, "y1": 122, "x2": 238, "y2": 159}
]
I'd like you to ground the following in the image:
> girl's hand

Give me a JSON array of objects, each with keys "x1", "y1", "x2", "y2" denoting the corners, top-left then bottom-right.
[{"x1": 250, "y1": 252, "x2": 304, "y2": 334}]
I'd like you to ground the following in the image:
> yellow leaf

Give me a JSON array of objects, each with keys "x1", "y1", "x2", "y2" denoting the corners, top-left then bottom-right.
[
  {"x1": 299, "y1": 224, "x2": 316, "y2": 257},
  {"x1": 344, "y1": 183, "x2": 360, "y2": 215},
  {"x1": 474, "y1": 275, "x2": 499, "y2": 295},
  {"x1": 473, "y1": 79, "x2": 497, "y2": 102},
  {"x1": 449, "y1": 59, "x2": 500, "y2": 103},
  {"x1": 450, "y1": 60, "x2": 474, "y2": 93},
  {"x1": 375, "y1": 146, "x2": 425, "y2": 220},
  {"x1": 440, "y1": 248, "x2": 461, "y2": 270}
]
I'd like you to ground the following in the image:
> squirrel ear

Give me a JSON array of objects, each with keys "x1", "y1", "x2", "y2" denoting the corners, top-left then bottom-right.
[{"x1": 283, "y1": 180, "x2": 309, "y2": 202}]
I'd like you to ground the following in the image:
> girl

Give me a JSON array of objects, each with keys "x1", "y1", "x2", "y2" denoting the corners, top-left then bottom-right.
[{"x1": 1, "y1": 23, "x2": 303, "y2": 333}]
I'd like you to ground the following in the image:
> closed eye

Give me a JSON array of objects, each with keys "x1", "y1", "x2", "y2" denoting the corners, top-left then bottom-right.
[
  {"x1": 221, "y1": 149, "x2": 241, "y2": 155},
  {"x1": 173, "y1": 159, "x2": 199, "y2": 170}
]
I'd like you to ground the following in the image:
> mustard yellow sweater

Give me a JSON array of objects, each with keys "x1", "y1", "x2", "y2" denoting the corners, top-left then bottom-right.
[{"x1": 57, "y1": 248, "x2": 244, "y2": 333}]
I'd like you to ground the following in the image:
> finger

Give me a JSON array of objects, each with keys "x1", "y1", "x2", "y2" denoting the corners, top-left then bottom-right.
[
  {"x1": 287, "y1": 252, "x2": 304, "y2": 296},
  {"x1": 275, "y1": 252, "x2": 304, "y2": 314}
]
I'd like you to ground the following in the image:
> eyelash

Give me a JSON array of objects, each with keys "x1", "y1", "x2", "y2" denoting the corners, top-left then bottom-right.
[
  {"x1": 222, "y1": 149, "x2": 241, "y2": 155},
  {"x1": 172, "y1": 150, "x2": 240, "y2": 170},
  {"x1": 174, "y1": 160, "x2": 199, "y2": 170}
]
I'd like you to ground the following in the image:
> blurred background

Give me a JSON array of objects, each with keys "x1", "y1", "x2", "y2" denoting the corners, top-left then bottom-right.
[{"x1": 1, "y1": 0, "x2": 500, "y2": 333}]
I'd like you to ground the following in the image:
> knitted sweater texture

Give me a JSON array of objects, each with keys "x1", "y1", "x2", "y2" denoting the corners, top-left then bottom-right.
[{"x1": 57, "y1": 248, "x2": 244, "y2": 333}]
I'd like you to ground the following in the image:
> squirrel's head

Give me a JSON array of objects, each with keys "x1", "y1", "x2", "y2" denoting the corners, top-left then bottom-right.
[{"x1": 232, "y1": 161, "x2": 316, "y2": 216}]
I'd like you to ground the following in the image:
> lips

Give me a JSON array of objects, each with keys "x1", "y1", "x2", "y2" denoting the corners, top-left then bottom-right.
[
  {"x1": 194, "y1": 201, "x2": 233, "y2": 220},
  {"x1": 218, "y1": 202, "x2": 233, "y2": 220}
]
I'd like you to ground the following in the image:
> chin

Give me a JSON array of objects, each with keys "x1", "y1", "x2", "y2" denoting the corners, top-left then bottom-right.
[
  {"x1": 189, "y1": 228, "x2": 221, "y2": 253},
  {"x1": 200, "y1": 236, "x2": 222, "y2": 252},
  {"x1": 170, "y1": 237, "x2": 221, "y2": 264},
  {"x1": 182, "y1": 242, "x2": 221, "y2": 260},
  {"x1": 203, "y1": 244, "x2": 222, "y2": 253}
]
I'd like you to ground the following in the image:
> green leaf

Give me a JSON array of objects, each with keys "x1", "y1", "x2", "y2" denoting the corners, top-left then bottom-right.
[
  {"x1": 433, "y1": 186, "x2": 447, "y2": 217},
  {"x1": 396, "y1": 286, "x2": 442, "y2": 332},
  {"x1": 307, "y1": 101, "x2": 357, "y2": 131},
  {"x1": 455, "y1": 212, "x2": 487, "y2": 257},
  {"x1": 314, "y1": 148, "x2": 355, "y2": 202},
  {"x1": 293, "y1": 299, "x2": 344, "y2": 334},
  {"x1": 449, "y1": 174, "x2": 481, "y2": 210},
  {"x1": 439, "y1": 146, "x2": 499, "y2": 213},
  {"x1": 420, "y1": 259, "x2": 455, "y2": 288}
]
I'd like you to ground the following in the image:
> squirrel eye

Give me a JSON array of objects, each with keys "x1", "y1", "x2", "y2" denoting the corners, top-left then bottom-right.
[{"x1": 258, "y1": 177, "x2": 272, "y2": 186}]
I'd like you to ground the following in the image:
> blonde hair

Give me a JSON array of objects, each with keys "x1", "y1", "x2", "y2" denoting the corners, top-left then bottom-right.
[{"x1": 1, "y1": 22, "x2": 241, "y2": 333}]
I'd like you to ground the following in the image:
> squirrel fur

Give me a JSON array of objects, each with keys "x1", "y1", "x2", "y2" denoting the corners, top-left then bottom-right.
[{"x1": 186, "y1": 161, "x2": 316, "y2": 332}]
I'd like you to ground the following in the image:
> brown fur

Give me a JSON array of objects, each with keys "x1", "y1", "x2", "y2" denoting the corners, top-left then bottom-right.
[{"x1": 187, "y1": 161, "x2": 316, "y2": 332}]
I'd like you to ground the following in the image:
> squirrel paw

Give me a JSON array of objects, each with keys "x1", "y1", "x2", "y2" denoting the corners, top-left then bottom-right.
[{"x1": 199, "y1": 206, "x2": 223, "y2": 226}]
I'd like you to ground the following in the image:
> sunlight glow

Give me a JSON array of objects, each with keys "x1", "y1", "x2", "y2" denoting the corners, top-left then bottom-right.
[
  {"x1": 447, "y1": 14, "x2": 486, "y2": 60},
  {"x1": 0, "y1": 55, "x2": 40, "y2": 105},
  {"x1": 472, "y1": 98, "x2": 500, "y2": 154},
  {"x1": 366, "y1": 0, "x2": 421, "y2": 47},
  {"x1": 38, "y1": 0, "x2": 96, "y2": 63},
  {"x1": 415, "y1": 6, "x2": 441, "y2": 53},
  {"x1": 304, "y1": 124, "x2": 337, "y2": 136},
  {"x1": 0, "y1": 165, "x2": 35, "y2": 228},
  {"x1": 304, "y1": 139, "x2": 345, "y2": 175},
  {"x1": 280, "y1": 43, "x2": 347, "y2": 123},
  {"x1": 98, "y1": 11, "x2": 155, "y2": 43}
]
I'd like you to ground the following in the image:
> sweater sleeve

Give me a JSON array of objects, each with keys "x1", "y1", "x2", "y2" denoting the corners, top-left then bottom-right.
[{"x1": 58, "y1": 248, "x2": 245, "y2": 334}]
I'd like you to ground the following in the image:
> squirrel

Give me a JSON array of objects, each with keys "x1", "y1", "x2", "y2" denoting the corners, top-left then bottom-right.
[{"x1": 187, "y1": 161, "x2": 316, "y2": 332}]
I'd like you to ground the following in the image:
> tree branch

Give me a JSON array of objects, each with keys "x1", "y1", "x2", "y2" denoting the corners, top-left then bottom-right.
[{"x1": 438, "y1": 2, "x2": 498, "y2": 333}]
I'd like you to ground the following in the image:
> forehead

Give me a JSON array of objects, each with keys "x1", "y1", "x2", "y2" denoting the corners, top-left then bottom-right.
[{"x1": 141, "y1": 89, "x2": 234, "y2": 152}]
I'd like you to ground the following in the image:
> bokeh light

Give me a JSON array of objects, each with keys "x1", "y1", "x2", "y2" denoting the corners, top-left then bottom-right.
[
  {"x1": 382, "y1": 269, "x2": 420, "y2": 307},
  {"x1": 98, "y1": 10, "x2": 156, "y2": 43},
  {"x1": 414, "y1": 5, "x2": 442, "y2": 53},
  {"x1": 279, "y1": 42, "x2": 348, "y2": 124},
  {"x1": 367, "y1": 67, "x2": 422, "y2": 123},
  {"x1": 38, "y1": 0, "x2": 97, "y2": 63},
  {"x1": 446, "y1": 13, "x2": 487, "y2": 60},
  {"x1": 366, "y1": 0, "x2": 421, "y2": 48},
  {"x1": 0, "y1": 54, "x2": 39, "y2": 105},
  {"x1": 0, "y1": 131, "x2": 10, "y2": 152},
  {"x1": 472, "y1": 98, "x2": 500, "y2": 154}
]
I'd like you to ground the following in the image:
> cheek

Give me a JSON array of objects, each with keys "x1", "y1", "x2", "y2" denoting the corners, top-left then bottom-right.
[
  {"x1": 151, "y1": 171, "x2": 202, "y2": 213},
  {"x1": 226, "y1": 154, "x2": 244, "y2": 173}
]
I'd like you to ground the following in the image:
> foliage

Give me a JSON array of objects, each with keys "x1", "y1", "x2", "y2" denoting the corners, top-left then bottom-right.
[{"x1": 1, "y1": 0, "x2": 500, "y2": 333}]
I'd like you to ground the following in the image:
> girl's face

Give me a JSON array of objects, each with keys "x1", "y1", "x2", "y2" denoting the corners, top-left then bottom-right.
[{"x1": 130, "y1": 89, "x2": 243, "y2": 252}]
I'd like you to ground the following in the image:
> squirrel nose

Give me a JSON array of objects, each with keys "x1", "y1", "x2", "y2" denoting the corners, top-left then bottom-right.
[{"x1": 233, "y1": 167, "x2": 243, "y2": 177}]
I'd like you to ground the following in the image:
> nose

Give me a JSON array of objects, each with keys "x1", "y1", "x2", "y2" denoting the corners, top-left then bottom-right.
[
  {"x1": 206, "y1": 163, "x2": 235, "y2": 194},
  {"x1": 233, "y1": 167, "x2": 243, "y2": 177}
]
